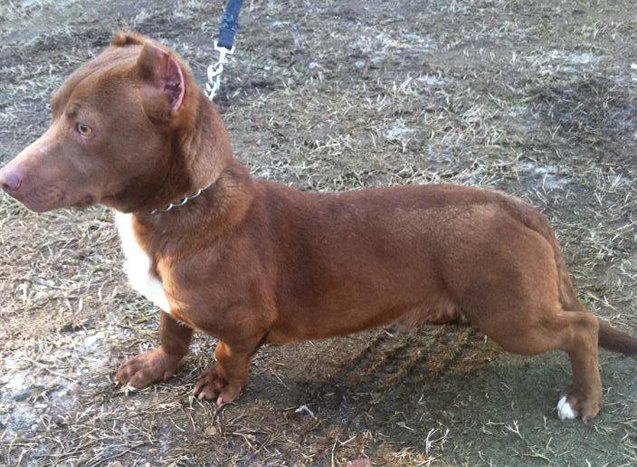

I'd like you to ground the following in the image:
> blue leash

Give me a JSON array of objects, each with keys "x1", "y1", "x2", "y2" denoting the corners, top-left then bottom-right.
[
  {"x1": 217, "y1": 0, "x2": 243, "y2": 51},
  {"x1": 206, "y1": 0, "x2": 244, "y2": 100}
]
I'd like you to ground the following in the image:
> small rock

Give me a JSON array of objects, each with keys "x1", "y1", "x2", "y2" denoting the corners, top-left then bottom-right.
[
  {"x1": 295, "y1": 404, "x2": 315, "y2": 417},
  {"x1": 205, "y1": 425, "x2": 219, "y2": 437}
]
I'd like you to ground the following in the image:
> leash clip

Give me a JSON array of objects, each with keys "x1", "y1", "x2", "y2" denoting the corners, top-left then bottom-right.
[{"x1": 206, "y1": 42, "x2": 234, "y2": 101}]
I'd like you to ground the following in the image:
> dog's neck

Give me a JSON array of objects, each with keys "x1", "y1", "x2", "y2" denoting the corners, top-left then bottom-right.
[
  {"x1": 129, "y1": 158, "x2": 255, "y2": 258},
  {"x1": 122, "y1": 91, "x2": 242, "y2": 204},
  {"x1": 142, "y1": 93, "x2": 235, "y2": 214},
  {"x1": 124, "y1": 93, "x2": 255, "y2": 238},
  {"x1": 177, "y1": 93, "x2": 235, "y2": 195}
]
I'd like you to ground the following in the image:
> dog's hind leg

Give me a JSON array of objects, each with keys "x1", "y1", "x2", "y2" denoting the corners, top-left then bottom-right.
[
  {"x1": 472, "y1": 305, "x2": 602, "y2": 421},
  {"x1": 555, "y1": 310, "x2": 602, "y2": 421},
  {"x1": 116, "y1": 311, "x2": 193, "y2": 388}
]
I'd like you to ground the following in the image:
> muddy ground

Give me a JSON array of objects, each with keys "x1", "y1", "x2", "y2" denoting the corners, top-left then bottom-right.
[{"x1": 1, "y1": 0, "x2": 636, "y2": 465}]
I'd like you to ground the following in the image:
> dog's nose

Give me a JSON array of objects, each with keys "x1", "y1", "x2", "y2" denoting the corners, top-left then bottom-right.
[{"x1": 0, "y1": 165, "x2": 22, "y2": 192}]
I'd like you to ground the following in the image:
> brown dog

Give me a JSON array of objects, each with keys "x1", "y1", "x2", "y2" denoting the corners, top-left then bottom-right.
[{"x1": 1, "y1": 33, "x2": 635, "y2": 421}]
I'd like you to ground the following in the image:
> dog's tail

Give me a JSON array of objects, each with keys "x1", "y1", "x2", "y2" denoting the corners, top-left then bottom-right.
[
  {"x1": 499, "y1": 192, "x2": 637, "y2": 356},
  {"x1": 598, "y1": 323, "x2": 637, "y2": 356}
]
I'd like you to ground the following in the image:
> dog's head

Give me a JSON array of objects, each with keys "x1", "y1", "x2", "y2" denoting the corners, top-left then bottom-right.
[{"x1": 0, "y1": 33, "x2": 201, "y2": 213}]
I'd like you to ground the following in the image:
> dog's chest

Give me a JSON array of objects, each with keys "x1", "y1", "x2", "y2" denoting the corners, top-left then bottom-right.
[{"x1": 114, "y1": 212, "x2": 171, "y2": 313}]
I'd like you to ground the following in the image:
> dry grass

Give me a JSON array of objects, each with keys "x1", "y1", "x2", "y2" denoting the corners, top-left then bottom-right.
[{"x1": 1, "y1": 0, "x2": 636, "y2": 465}]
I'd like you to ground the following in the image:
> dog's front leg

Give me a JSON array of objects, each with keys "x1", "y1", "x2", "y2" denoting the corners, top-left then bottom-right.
[
  {"x1": 116, "y1": 311, "x2": 193, "y2": 388},
  {"x1": 193, "y1": 337, "x2": 262, "y2": 406}
]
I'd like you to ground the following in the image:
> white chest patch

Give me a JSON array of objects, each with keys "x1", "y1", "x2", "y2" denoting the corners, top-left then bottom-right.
[{"x1": 114, "y1": 212, "x2": 171, "y2": 313}]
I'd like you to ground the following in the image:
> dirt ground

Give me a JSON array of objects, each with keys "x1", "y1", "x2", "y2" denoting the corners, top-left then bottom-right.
[{"x1": 1, "y1": 0, "x2": 636, "y2": 465}]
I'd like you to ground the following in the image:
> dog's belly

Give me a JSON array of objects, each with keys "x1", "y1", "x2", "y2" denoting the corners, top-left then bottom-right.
[
  {"x1": 398, "y1": 295, "x2": 468, "y2": 328},
  {"x1": 268, "y1": 292, "x2": 468, "y2": 344},
  {"x1": 114, "y1": 212, "x2": 170, "y2": 312}
]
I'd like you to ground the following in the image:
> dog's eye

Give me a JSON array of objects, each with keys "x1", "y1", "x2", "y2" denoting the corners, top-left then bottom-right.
[{"x1": 76, "y1": 123, "x2": 92, "y2": 137}]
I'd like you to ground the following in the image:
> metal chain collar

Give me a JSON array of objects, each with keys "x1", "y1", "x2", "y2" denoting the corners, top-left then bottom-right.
[{"x1": 148, "y1": 182, "x2": 214, "y2": 215}]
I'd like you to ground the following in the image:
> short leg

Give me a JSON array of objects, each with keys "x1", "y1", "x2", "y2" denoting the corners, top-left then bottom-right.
[
  {"x1": 116, "y1": 311, "x2": 193, "y2": 388},
  {"x1": 556, "y1": 311, "x2": 602, "y2": 421},
  {"x1": 475, "y1": 308, "x2": 602, "y2": 421},
  {"x1": 194, "y1": 335, "x2": 265, "y2": 405}
]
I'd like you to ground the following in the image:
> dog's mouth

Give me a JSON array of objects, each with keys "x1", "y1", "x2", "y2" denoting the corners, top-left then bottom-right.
[{"x1": 2, "y1": 182, "x2": 96, "y2": 212}]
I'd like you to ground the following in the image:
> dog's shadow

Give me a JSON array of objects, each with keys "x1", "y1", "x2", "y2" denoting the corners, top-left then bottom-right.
[
  {"x1": 232, "y1": 328, "x2": 632, "y2": 462},
  {"x1": 242, "y1": 328, "x2": 562, "y2": 420}
]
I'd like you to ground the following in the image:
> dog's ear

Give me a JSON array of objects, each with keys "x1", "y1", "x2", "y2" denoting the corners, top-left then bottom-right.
[
  {"x1": 112, "y1": 32, "x2": 145, "y2": 47},
  {"x1": 137, "y1": 43, "x2": 186, "y2": 121}
]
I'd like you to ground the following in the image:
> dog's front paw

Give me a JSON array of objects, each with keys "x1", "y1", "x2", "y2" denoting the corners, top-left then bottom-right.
[
  {"x1": 116, "y1": 348, "x2": 181, "y2": 388},
  {"x1": 193, "y1": 368, "x2": 243, "y2": 406}
]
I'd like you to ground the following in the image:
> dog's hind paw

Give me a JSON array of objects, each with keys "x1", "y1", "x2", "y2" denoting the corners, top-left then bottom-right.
[{"x1": 556, "y1": 395, "x2": 578, "y2": 421}]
